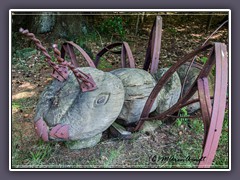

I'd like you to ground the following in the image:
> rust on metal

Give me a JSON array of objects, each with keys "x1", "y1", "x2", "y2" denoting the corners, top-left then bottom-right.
[
  {"x1": 34, "y1": 117, "x2": 49, "y2": 142},
  {"x1": 143, "y1": 16, "x2": 162, "y2": 74},
  {"x1": 197, "y1": 77, "x2": 212, "y2": 147},
  {"x1": 19, "y1": 28, "x2": 68, "y2": 82},
  {"x1": 121, "y1": 42, "x2": 135, "y2": 68},
  {"x1": 198, "y1": 43, "x2": 228, "y2": 168},
  {"x1": 53, "y1": 44, "x2": 98, "y2": 92},
  {"x1": 134, "y1": 43, "x2": 214, "y2": 131},
  {"x1": 95, "y1": 42, "x2": 135, "y2": 68},
  {"x1": 132, "y1": 42, "x2": 228, "y2": 168},
  {"x1": 95, "y1": 42, "x2": 122, "y2": 67},
  {"x1": 61, "y1": 41, "x2": 96, "y2": 68}
]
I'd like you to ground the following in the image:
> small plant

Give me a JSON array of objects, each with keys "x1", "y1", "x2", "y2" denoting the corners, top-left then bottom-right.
[
  {"x1": 98, "y1": 57, "x2": 113, "y2": 71},
  {"x1": 28, "y1": 140, "x2": 53, "y2": 166},
  {"x1": 200, "y1": 56, "x2": 208, "y2": 64},
  {"x1": 191, "y1": 119, "x2": 204, "y2": 134},
  {"x1": 176, "y1": 107, "x2": 189, "y2": 127},
  {"x1": 12, "y1": 98, "x2": 36, "y2": 111},
  {"x1": 98, "y1": 16, "x2": 126, "y2": 39},
  {"x1": 103, "y1": 143, "x2": 124, "y2": 168},
  {"x1": 12, "y1": 101, "x2": 21, "y2": 111},
  {"x1": 200, "y1": 56, "x2": 216, "y2": 76}
]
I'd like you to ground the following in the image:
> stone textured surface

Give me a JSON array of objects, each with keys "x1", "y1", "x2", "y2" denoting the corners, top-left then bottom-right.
[
  {"x1": 36, "y1": 12, "x2": 56, "y2": 34},
  {"x1": 35, "y1": 67, "x2": 125, "y2": 142},
  {"x1": 65, "y1": 133, "x2": 102, "y2": 150},
  {"x1": 177, "y1": 63, "x2": 214, "y2": 113},
  {"x1": 153, "y1": 68, "x2": 182, "y2": 114},
  {"x1": 111, "y1": 68, "x2": 159, "y2": 124}
]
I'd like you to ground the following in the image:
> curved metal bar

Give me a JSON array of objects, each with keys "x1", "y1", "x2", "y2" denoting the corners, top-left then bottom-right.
[
  {"x1": 61, "y1": 41, "x2": 96, "y2": 68},
  {"x1": 180, "y1": 96, "x2": 213, "y2": 108},
  {"x1": 197, "y1": 77, "x2": 212, "y2": 147},
  {"x1": 143, "y1": 16, "x2": 162, "y2": 74},
  {"x1": 94, "y1": 42, "x2": 135, "y2": 68},
  {"x1": 122, "y1": 42, "x2": 135, "y2": 68},
  {"x1": 53, "y1": 45, "x2": 97, "y2": 92},
  {"x1": 198, "y1": 43, "x2": 228, "y2": 168},
  {"x1": 95, "y1": 42, "x2": 122, "y2": 67},
  {"x1": 134, "y1": 42, "x2": 228, "y2": 168},
  {"x1": 19, "y1": 28, "x2": 68, "y2": 82},
  {"x1": 121, "y1": 43, "x2": 126, "y2": 68},
  {"x1": 134, "y1": 43, "x2": 214, "y2": 131}
]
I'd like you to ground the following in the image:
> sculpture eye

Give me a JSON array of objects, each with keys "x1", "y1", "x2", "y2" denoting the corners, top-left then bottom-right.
[{"x1": 94, "y1": 93, "x2": 110, "y2": 106}]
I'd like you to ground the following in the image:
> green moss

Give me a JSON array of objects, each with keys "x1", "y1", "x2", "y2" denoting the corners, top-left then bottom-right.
[{"x1": 98, "y1": 57, "x2": 113, "y2": 71}]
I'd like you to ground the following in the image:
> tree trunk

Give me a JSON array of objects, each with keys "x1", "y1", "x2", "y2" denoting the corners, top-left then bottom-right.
[{"x1": 12, "y1": 12, "x2": 94, "y2": 41}]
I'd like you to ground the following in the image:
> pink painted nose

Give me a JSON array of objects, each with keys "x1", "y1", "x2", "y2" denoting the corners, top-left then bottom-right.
[
  {"x1": 34, "y1": 118, "x2": 49, "y2": 141},
  {"x1": 49, "y1": 124, "x2": 69, "y2": 140},
  {"x1": 34, "y1": 117, "x2": 70, "y2": 141}
]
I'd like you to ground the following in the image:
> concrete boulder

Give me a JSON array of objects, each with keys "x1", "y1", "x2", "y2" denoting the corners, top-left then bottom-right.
[
  {"x1": 110, "y1": 68, "x2": 160, "y2": 125},
  {"x1": 34, "y1": 67, "x2": 125, "y2": 149},
  {"x1": 177, "y1": 62, "x2": 214, "y2": 113},
  {"x1": 153, "y1": 68, "x2": 182, "y2": 114}
]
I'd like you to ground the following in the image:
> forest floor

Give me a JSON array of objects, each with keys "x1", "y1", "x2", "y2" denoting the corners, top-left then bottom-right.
[{"x1": 11, "y1": 14, "x2": 229, "y2": 169}]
